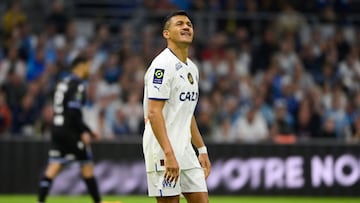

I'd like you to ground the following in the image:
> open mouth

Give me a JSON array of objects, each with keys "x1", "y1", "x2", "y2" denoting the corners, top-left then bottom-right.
[{"x1": 180, "y1": 31, "x2": 192, "y2": 37}]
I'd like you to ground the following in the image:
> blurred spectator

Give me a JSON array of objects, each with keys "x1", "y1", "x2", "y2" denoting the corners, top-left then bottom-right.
[
  {"x1": 316, "y1": 0, "x2": 332, "y2": 11},
  {"x1": 238, "y1": 75, "x2": 254, "y2": 103},
  {"x1": 26, "y1": 46, "x2": 47, "y2": 82},
  {"x1": 170, "y1": 0, "x2": 191, "y2": 10},
  {"x1": 350, "y1": 116, "x2": 360, "y2": 143},
  {"x1": 208, "y1": 0, "x2": 222, "y2": 11},
  {"x1": 197, "y1": 109, "x2": 213, "y2": 137},
  {"x1": 234, "y1": 40, "x2": 252, "y2": 77},
  {"x1": 0, "y1": 47, "x2": 4, "y2": 61},
  {"x1": 319, "y1": 4, "x2": 337, "y2": 24},
  {"x1": 84, "y1": 103, "x2": 114, "y2": 140},
  {"x1": 33, "y1": 32, "x2": 57, "y2": 64},
  {"x1": 270, "y1": 99, "x2": 295, "y2": 143},
  {"x1": 252, "y1": 90, "x2": 274, "y2": 126},
  {"x1": 95, "y1": 23, "x2": 112, "y2": 52},
  {"x1": 334, "y1": 29, "x2": 350, "y2": 61},
  {"x1": 307, "y1": 28, "x2": 325, "y2": 58},
  {"x1": 88, "y1": 40, "x2": 108, "y2": 76},
  {"x1": 320, "y1": 82, "x2": 335, "y2": 110},
  {"x1": 122, "y1": 91, "x2": 143, "y2": 135},
  {"x1": 299, "y1": 42, "x2": 322, "y2": 74},
  {"x1": 294, "y1": 98, "x2": 321, "y2": 140},
  {"x1": 117, "y1": 54, "x2": 145, "y2": 101},
  {"x1": 64, "y1": 20, "x2": 88, "y2": 62},
  {"x1": 292, "y1": 61, "x2": 314, "y2": 93},
  {"x1": 46, "y1": 0, "x2": 69, "y2": 34},
  {"x1": 319, "y1": 117, "x2": 337, "y2": 139},
  {"x1": 240, "y1": 0, "x2": 263, "y2": 39},
  {"x1": 112, "y1": 105, "x2": 130, "y2": 137},
  {"x1": 102, "y1": 52, "x2": 122, "y2": 84},
  {"x1": 208, "y1": 90, "x2": 223, "y2": 120},
  {"x1": 83, "y1": 72, "x2": 117, "y2": 140},
  {"x1": 2, "y1": 1, "x2": 27, "y2": 36},
  {"x1": 350, "y1": 91, "x2": 360, "y2": 124},
  {"x1": 12, "y1": 79, "x2": 46, "y2": 137},
  {"x1": 0, "y1": 90, "x2": 12, "y2": 136},
  {"x1": 258, "y1": 65, "x2": 277, "y2": 96},
  {"x1": 113, "y1": 23, "x2": 136, "y2": 60},
  {"x1": 338, "y1": 48, "x2": 360, "y2": 92},
  {"x1": 97, "y1": 109, "x2": 115, "y2": 140},
  {"x1": 307, "y1": 85, "x2": 325, "y2": 119},
  {"x1": 200, "y1": 32, "x2": 227, "y2": 61},
  {"x1": 11, "y1": 92, "x2": 38, "y2": 136},
  {"x1": 260, "y1": 56, "x2": 283, "y2": 100},
  {"x1": 212, "y1": 117, "x2": 234, "y2": 143},
  {"x1": 276, "y1": 36, "x2": 299, "y2": 75},
  {"x1": 218, "y1": 0, "x2": 241, "y2": 35},
  {"x1": 219, "y1": 96, "x2": 241, "y2": 124},
  {"x1": 232, "y1": 104, "x2": 269, "y2": 143},
  {"x1": 322, "y1": 91, "x2": 351, "y2": 139},
  {"x1": 0, "y1": 45, "x2": 26, "y2": 86},
  {"x1": 189, "y1": 0, "x2": 207, "y2": 11},
  {"x1": 85, "y1": 72, "x2": 123, "y2": 139},
  {"x1": 275, "y1": 3, "x2": 308, "y2": 38},
  {"x1": 1, "y1": 67, "x2": 27, "y2": 114},
  {"x1": 196, "y1": 96, "x2": 214, "y2": 137},
  {"x1": 12, "y1": 22, "x2": 33, "y2": 61},
  {"x1": 277, "y1": 75, "x2": 299, "y2": 118},
  {"x1": 252, "y1": 27, "x2": 278, "y2": 73},
  {"x1": 154, "y1": 0, "x2": 177, "y2": 11},
  {"x1": 52, "y1": 46, "x2": 70, "y2": 80},
  {"x1": 315, "y1": 62, "x2": 339, "y2": 87},
  {"x1": 141, "y1": 24, "x2": 161, "y2": 63},
  {"x1": 35, "y1": 102, "x2": 53, "y2": 139}
]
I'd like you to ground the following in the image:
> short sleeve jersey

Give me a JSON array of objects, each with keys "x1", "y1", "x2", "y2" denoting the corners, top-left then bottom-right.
[
  {"x1": 52, "y1": 75, "x2": 87, "y2": 136},
  {"x1": 143, "y1": 48, "x2": 201, "y2": 172}
]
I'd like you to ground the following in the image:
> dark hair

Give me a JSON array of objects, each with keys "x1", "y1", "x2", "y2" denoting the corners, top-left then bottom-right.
[
  {"x1": 162, "y1": 10, "x2": 191, "y2": 30},
  {"x1": 71, "y1": 56, "x2": 87, "y2": 70}
]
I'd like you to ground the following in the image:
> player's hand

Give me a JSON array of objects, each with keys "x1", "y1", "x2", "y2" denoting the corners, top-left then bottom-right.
[
  {"x1": 164, "y1": 153, "x2": 179, "y2": 183},
  {"x1": 199, "y1": 153, "x2": 211, "y2": 179},
  {"x1": 81, "y1": 132, "x2": 91, "y2": 146}
]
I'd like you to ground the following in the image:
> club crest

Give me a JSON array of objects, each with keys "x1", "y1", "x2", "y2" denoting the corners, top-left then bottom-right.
[{"x1": 187, "y1": 72, "x2": 194, "y2": 84}]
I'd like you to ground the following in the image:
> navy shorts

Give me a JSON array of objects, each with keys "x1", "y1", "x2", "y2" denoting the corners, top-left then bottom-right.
[{"x1": 48, "y1": 130, "x2": 93, "y2": 164}]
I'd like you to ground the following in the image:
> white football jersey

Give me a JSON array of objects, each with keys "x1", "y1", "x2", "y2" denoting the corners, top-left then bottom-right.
[{"x1": 143, "y1": 48, "x2": 201, "y2": 172}]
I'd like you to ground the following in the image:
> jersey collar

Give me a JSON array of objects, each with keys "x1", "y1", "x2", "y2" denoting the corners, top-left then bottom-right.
[{"x1": 166, "y1": 47, "x2": 188, "y2": 66}]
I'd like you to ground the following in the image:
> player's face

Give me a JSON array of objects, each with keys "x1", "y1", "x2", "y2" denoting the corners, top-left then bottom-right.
[
  {"x1": 164, "y1": 15, "x2": 194, "y2": 44},
  {"x1": 73, "y1": 62, "x2": 90, "y2": 79}
]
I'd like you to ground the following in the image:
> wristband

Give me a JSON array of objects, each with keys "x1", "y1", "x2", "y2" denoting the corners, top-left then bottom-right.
[{"x1": 197, "y1": 146, "x2": 208, "y2": 154}]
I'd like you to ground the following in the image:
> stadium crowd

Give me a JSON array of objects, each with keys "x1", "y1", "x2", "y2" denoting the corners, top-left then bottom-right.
[{"x1": 0, "y1": 0, "x2": 359, "y2": 144}]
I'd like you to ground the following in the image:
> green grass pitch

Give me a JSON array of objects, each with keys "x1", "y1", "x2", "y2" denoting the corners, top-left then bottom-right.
[{"x1": 1, "y1": 195, "x2": 360, "y2": 203}]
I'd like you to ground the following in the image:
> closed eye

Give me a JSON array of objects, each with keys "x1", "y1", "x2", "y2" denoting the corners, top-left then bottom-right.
[{"x1": 175, "y1": 21, "x2": 193, "y2": 28}]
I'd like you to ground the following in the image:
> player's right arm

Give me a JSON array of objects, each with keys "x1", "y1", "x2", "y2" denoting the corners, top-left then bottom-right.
[
  {"x1": 145, "y1": 59, "x2": 179, "y2": 183},
  {"x1": 147, "y1": 99, "x2": 179, "y2": 183}
]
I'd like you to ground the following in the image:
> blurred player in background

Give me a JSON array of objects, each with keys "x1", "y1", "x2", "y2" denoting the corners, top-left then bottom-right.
[
  {"x1": 142, "y1": 10, "x2": 211, "y2": 203},
  {"x1": 37, "y1": 57, "x2": 103, "y2": 203}
]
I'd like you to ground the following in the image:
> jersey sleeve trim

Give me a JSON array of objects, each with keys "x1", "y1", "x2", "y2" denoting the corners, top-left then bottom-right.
[{"x1": 148, "y1": 97, "x2": 168, "y2": 101}]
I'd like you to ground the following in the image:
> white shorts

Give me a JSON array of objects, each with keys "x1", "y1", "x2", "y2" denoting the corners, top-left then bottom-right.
[{"x1": 146, "y1": 167, "x2": 208, "y2": 197}]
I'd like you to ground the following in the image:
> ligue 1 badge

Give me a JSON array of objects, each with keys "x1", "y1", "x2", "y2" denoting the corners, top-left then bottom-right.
[
  {"x1": 153, "y1": 69, "x2": 165, "y2": 84},
  {"x1": 187, "y1": 72, "x2": 194, "y2": 85}
]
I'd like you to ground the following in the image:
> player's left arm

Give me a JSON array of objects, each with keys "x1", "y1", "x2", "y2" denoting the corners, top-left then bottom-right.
[
  {"x1": 70, "y1": 83, "x2": 100, "y2": 143},
  {"x1": 190, "y1": 115, "x2": 211, "y2": 178}
]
